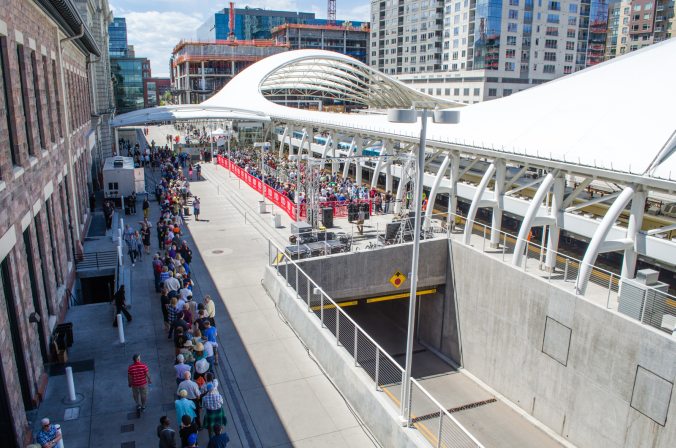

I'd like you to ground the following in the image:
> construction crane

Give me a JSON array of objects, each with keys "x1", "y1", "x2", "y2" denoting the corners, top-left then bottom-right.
[
  {"x1": 327, "y1": 0, "x2": 336, "y2": 25},
  {"x1": 228, "y1": 2, "x2": 236, "y2": 40}
]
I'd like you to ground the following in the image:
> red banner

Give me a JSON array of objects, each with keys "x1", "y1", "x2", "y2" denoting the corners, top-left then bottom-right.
[{"x1": 216, "y1": 155, "x2": 298, "y2": 221}]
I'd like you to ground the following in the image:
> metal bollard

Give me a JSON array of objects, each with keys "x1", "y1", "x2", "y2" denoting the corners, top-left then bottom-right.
[
  {"x1": 117, "y1": 314, "x2": 125, "y2": 344},
  {"x1": 117, "y1": 245, "x2": 123, "y2": 266},
  {"x1": 66, "y1": 366, "x2": 77, "y2": 403}
]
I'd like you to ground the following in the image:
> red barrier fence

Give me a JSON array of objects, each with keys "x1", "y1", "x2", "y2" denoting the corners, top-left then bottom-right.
[{"x1": 216, "y1": 155, "x2": 298, "y2": 221}]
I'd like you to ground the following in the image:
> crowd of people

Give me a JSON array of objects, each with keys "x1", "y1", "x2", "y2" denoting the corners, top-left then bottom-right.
[
  {"x1": 115, "y1": 147, "x2": 230, "y2": 448},
  {"x1": 220, "y1": 146, "x2": 413, "y2": 216}
]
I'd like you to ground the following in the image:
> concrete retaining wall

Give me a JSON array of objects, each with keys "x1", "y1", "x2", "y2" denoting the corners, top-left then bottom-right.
[
  {"x1": 295, "y1": 239, "x2": 448, "y2": 301},
  {"x1": 450, "y1": 240, "x2": 676, "y2": 448},
  {"x1": 263, "y1": 266, "x2": 429, "y2": 448}
]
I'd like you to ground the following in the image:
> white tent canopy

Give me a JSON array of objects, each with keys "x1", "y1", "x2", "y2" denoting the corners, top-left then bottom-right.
[{"x1": 112, "y1": 43, "x2": 676, "y2": 183}]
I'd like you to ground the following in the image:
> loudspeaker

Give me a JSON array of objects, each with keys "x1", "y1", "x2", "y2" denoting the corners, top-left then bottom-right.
[
  {"x1": 385, "y1": 222, "x2": 401, "y2": 240},
  {"x1": 321, "y1": 207, "x2": 334, "y2": 228}
]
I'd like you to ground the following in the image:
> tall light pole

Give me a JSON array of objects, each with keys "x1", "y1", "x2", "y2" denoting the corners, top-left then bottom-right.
[{"x1": 388, "y1": 107, "x2": 460, "y2": 425}]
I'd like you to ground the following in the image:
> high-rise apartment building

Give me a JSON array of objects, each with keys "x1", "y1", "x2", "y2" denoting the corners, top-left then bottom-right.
[
  {"x1": 606, "y1": 0, "x2": 674, "y2": 59},
  {"x1": 108, "y1": 17, "x2": 128, "y2": 57},
  {"x1": 370, "y1": 0, "x2": 612, "y2": 103}
]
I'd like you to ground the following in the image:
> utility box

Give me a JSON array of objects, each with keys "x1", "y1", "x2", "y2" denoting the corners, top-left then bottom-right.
[
  {"x1": 103, "y1": 157, "x2": 145, "y2": 199},
  {"x1": 619, "y1": 269, "x2": 671, "y2": 328}
]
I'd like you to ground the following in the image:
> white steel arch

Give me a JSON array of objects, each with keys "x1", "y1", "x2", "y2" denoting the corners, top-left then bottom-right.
[{"x1": 111, "y1": 45, "x2": 676, "y2": 282}]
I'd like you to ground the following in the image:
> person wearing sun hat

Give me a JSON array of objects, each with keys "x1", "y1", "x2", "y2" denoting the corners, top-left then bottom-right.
[{"x1": 175, "y1": 389, "x2": 196, "y2": 428}]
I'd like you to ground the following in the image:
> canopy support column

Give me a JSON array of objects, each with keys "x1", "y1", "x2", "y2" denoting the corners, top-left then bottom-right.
[
  {"x1": 490, "y1": 159, "x2": 506, "y2": 247},
  {"x1": 342, "y1": 137, "x2": 357, "y2": 180},
  {"x1": 278, "y1": 126, "x2": 288, "y2": 159},
  {"x1": 512, "y1": 171, "x2": 557, "y2": 266},
  {"x1": 576, "y1": 186, "x2": 636, "y2": 295},
  {"x1": 424, "y1": 155, "x2": 450, "y2": 229},
  {"x1": 463, "y1": 163, "x2": 495, "y2": 245},
  {"x1": 545, "y1": 176, "x2": 565, "y2": 270},
  {"x1": 622, "y1": 188, "x2": 646, "y2": 280}
]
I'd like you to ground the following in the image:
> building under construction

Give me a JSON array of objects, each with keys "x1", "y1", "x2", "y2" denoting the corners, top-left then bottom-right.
[
  {"x1": 271, "y1": 22, "x2": 370, "y2": 64},
  {"x1": 171, "y1": 3, "x2": 289, "y2": 104},
  {"x1": 170, "y1": 39, "x2": 289, "y2": 104}
]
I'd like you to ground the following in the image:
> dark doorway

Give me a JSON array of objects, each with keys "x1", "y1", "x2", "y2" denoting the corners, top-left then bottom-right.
[
  {"x1": 23, "y1": 229, "x2": 49, "y2": 364},
  {"x1": 1, "y1": 258, "x2": 33, "y2": 410},
  {"x1": 0, "y1": 353, "x2": 19, "y2": 447},
  {"x1": 80, "y1": 275, "x2": 115, "y2": 304}
]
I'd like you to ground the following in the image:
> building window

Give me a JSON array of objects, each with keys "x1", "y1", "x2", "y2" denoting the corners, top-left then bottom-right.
[
  {"x1": 0, "y1": 36, "x2": 19, "y2": 167},
  {"x1": 507, "y1": 36, "x2": 517, "y2": 45},
  {"x1": 52, "y1": 60, "x2": 63, "y2": 138},
  {"x1": 506, "y1": 49, "x2": 516, "y2": 58},
  {"x1": 30, "y1": 51, "x2": 45, "y2": 151},
  {"x1": 569, "y1": 4, "x2": 578, "y2": 13},
  {"x1": 473, "y1": 88, "x2": 480, "y2": 96},
  {"x1": 453, "y1": 88, "x2": 460, "y2": 95},
  {"x1": 463, "y1": 88, "x2": 469, "y2": 96},
  {"x1": 568, "y1": 16, "x2": 577, "y2": 25},
  {"x1": 544, "y1": 52, "x2": 556, "y2": 61},
  {"x1": 566, "y1": 41, "x2": 575, "y2": 50},
  {"x1": 505, "y1": 61, "x2": 516, "y2": 71},
  {"x1": 549, "y1": 1, "x2": 561, "y2": 11},
  {"x1": 444, "y1": 88, "x2": 450, "y2": 95},
  {"x1": 543, "y1": 64, "x2": 556, "y2": 73},
  {"x1": 545, "y1": 39, "x2": 557, "y2": 48},
  {"x1": 644, "y1": 3, "x2": 652, "y2": 9},
  {"x1": 503, "y1": 89, "x2": 513, "y2": 96},
  {"x1": 17, "y1": 44, "x2": 36, "y2": 156},
  {"x1": 488, "y1": 88, "x2": 497, "y2": 96},
  {"x1": 565, "y1": 53, "x2": 574, "y2": 62},
  {"x1": 509, "y1": 10, "x2": 519, "y2": 19},
  {"x1": 564, "y1": 66, "x2": 572, "y2": 74},
  {"x1": 41, "y1": 56, "x2": 54, "y2": 143},
  {"x1": 547, "y1": 14, "x2": 560, "y2": 24},
  {"x1": 509, "y1": 0, "x2": 519, "y2": 5},
  {"x1": 546, "y1": 27, "x2": 559, "y2": 36},
  {"x1": 507, "y1": 23, "x2": 518, "y2": 32}
]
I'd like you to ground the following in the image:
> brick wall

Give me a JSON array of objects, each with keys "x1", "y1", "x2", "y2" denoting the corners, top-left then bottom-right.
[{"x1": 0, "y1": 1, "x2": 98, "y2": 445}]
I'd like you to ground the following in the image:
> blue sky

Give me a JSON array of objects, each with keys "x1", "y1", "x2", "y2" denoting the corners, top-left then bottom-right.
[{"x1": 110, "y1": 0, "x2": 371, "y2": 77}]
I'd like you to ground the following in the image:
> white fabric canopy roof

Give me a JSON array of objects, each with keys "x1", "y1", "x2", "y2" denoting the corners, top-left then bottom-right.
[{"x1": 112, "y1": 43, "x2": 676, "y2": 182}]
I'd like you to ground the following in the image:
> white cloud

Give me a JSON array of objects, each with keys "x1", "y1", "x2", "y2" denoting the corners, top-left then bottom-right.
[
  {"x1": 123, "y1": 10, "x2": 203, "y2": 77},
  {"x1": 337, "y1": 4, "x2": 370, "y2": 22}
]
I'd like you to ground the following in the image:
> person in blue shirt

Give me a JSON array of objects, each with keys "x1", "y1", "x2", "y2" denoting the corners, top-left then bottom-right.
[{"x1": 207, "y1": 424, "x2": 229, "y2": 448}]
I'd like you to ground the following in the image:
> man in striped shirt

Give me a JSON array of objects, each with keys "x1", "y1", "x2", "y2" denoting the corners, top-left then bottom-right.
[{"x1": 128, "y1": 354, "x2": 151, "y2": 412}]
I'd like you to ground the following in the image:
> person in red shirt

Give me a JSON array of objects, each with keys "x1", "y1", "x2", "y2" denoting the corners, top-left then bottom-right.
[{"x1": 128, "y1": 354, "x2": 151, "y2": 412}]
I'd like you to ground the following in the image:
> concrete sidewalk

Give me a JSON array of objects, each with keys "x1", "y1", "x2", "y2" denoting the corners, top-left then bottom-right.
[{"x1": 33, "y1": 161, "x2": 377, "y2": 447}]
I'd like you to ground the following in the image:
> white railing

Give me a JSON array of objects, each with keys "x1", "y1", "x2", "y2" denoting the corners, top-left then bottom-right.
[{"x1": 268, "y1": 239, "x2": 483, "y2": 448}]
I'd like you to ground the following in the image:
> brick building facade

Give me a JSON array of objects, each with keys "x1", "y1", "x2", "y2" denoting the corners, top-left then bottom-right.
[{"x1": 0, "y1": 0, "x2": 100, "y2": 445}]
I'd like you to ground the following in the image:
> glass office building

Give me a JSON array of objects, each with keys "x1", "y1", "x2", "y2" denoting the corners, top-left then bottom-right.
[
  {"x1": 109, "y1": 17, "x2": 128, "y2": 57},
  {"x1": 111, "y1": 57, "x2": 150, "y2": 113}
]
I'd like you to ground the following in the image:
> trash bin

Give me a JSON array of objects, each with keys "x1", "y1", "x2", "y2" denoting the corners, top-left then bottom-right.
[
  {"x1": 259, "y1": 201, "x2": 266, "y2": 214},
  {"x1": 55, "y1": 322, "x2": 74, "y2": 347},
  {"x1": 272, "y1": 214, "x2": 282, "y2": 228}
]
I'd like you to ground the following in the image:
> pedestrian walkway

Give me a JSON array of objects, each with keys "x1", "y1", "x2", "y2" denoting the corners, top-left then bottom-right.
[{"x1": 33, "y1": 155, "x2": 377, "y2": 447}]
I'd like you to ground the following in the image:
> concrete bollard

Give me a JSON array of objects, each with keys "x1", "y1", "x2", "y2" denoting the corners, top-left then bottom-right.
[
  {"x1": 117, "y1": 245, "x2": 123, "y2": 266},
  {"x1": 117, "y1": 314, "x2": 125, "y2": 343},
  {"x1": 65, "y1": 366, "x2": 77, "y2": 403}
]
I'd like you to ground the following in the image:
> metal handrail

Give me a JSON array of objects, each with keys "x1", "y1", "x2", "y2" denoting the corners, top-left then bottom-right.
[
  {"x1": 268, "y1": 239, "x2": 483, "y2": 447},
  {"x1": 270, "y1": 239, "x2": 404, "y2": 373}
]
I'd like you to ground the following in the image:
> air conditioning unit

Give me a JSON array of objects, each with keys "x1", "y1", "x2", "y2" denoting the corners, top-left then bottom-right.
[{"x1": 618, "y1": 269, "x2": 671, "y2": 329}]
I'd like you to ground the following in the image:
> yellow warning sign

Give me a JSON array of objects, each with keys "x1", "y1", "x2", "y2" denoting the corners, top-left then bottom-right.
[{"x1": 389, "y1": 271, "x2": 406, "y2": 288}]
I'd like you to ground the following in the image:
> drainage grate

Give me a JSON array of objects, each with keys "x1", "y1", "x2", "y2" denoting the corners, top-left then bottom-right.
[
  {"x1": 121, "y1": 442, "x2": 135, "y2": 448},
  {"x1": 410, "y1": 398, "x2": 498, "y2": 424},
  {"x1": 121, "y1": 424, "x2": 134, "y2": 433}
]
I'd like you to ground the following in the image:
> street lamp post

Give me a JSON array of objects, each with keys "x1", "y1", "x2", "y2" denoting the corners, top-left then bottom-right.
[{"x1": 388, "y1": 107, "x2": 459, "y2": 425}]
